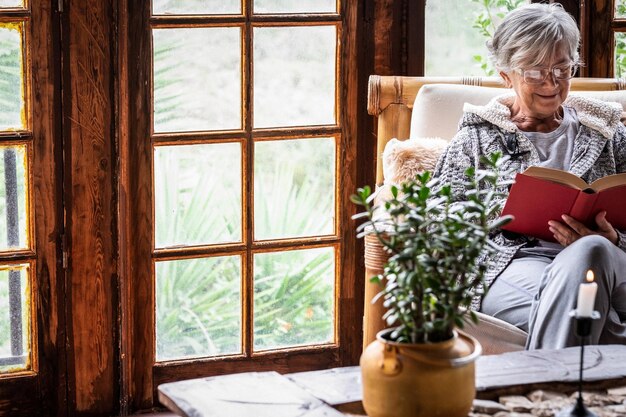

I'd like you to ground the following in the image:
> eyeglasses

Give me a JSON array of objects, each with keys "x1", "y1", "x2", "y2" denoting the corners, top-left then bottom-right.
[{"x1": 516, "y1": 63, "x2": 578, "y2": 84}]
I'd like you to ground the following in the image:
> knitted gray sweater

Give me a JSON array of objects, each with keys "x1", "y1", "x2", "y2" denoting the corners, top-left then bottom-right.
[{"x1": 432, "y1": 94, "x2": 626, "y2": 310}]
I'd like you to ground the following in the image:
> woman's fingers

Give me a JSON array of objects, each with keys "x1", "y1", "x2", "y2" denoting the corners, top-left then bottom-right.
[
  {"x1": 595, "y1": 211, "x2": 618, "y2": 244},
  {"x1": 547, "y1": 213, "x2": 618, "y2": 247},
  {"x1": 560, "y1": 214, "x2": 592, "y2": 236},
  {"x1": 548, "y1": 219, "x2": 577, "y2": 246}
]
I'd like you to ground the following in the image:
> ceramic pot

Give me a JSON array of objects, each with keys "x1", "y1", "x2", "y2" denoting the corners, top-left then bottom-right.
[{"x1": 360, "y1": 329, "x2": 482, "y2": 417}]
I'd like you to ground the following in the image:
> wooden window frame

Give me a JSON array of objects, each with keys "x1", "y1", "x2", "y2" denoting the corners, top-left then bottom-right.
[
  {"x1": 122, "y1": 1, "x2": 363, "y2": 409},
  {"x1": 0, "y1": 1, "x2": 65, "y2": 416}
]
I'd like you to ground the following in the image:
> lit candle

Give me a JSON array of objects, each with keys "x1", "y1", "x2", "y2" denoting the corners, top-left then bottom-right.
[{"x1": 576, "y1": 270, "x2": 598, "y2": 317}]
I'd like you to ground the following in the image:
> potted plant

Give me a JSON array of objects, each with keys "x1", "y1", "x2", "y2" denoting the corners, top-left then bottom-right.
[{"x1": 351, "y1": 153, "x2": 512, "y2": 417}]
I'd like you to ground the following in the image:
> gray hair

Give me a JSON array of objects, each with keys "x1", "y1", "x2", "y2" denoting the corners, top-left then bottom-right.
[{"x1": 487, "y1": 3, "x2": 580, "y2": 72}]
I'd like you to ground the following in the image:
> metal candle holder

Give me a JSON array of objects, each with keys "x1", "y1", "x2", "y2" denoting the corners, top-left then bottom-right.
[{"x1": 556, "y1": 310, "x2": 601, "y2": 417}]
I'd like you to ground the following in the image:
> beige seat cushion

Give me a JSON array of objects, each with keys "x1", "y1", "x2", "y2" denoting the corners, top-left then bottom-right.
[{"x1": 410, "y1": 83, "x2": 626, "y2": 141}]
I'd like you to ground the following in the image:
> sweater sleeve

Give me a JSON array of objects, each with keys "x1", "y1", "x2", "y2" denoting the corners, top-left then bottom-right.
[
  {"x1": 611, "y1": 123, "x2": 626, "y2": 251},
  {"x1": 431, "y1": 128, "x2": 475, "y2": 203},
  {"x1": 432, "y1": 126, "x2": 509, "y2": 224}
]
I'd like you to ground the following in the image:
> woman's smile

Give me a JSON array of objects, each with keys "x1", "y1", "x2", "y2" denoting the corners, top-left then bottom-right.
[{"x1": 535, "y1": 92, "x2": 560, "y2": 101}]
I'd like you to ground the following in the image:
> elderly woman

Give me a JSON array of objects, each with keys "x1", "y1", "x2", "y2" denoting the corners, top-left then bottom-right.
[{"x1": 433, "y1": 3, "x2": 626, "y2": 349}]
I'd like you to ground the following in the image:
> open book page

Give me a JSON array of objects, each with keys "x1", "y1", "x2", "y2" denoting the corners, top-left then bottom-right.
[
  {"x1": 523, "y1": 166, "x2": 588, "y2": 190},
  {"x1": 524, "y1": 166, "x2": 626, "y2": 192},
  {"x1": 589, "y1": 173, "x2": 626, "y2": 192}
]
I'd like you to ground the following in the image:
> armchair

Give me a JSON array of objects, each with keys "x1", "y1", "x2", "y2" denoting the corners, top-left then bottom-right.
[{"x1": 364, "y1": 75, "x2": 626, "y2": 354}]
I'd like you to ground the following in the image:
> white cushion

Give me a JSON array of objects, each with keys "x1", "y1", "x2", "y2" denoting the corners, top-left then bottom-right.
[
  {"x1": 410, "y1": 84, "x2": 626, "y2": 141},
  {"x1": 410, "y1": 84, "x2": 507, "y2": 140}
]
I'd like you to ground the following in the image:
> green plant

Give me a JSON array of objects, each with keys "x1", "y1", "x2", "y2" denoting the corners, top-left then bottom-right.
[
  {"x1": 470, "y1": 0, "x2": 526, "y2": 75},
  {"x1": 352, "y1": 153, "x2": 512, "y2": 344}
]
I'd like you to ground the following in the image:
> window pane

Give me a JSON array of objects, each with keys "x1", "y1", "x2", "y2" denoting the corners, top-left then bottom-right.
[
  {"x1": 0, "y1": 145, "x2": 29, "y2": 251},
  {"x1": 153, "y1": 0, "x2": 240, "y2": 15},
  {"x1": 156, "y1": 256, "x2": 242, "y2": 361},
  {"x1": 0, "y1": 264, "x2": 30, "y2": 374},
  {"x1": 253, "y1": 247, "x2": 334, "y2": 351},
  {"x1": 0, "y1": 0, "x2": 24, "y2": 8},
  {"x1": 155, "y1": 143, "x2": 242, "y2": 248},
  {"x1": 425, "y1": 0, "x2": 529, "y2": 76},
  {"x1": 0, "y1": 23, "x2": 25, "y2": 131},
  {"x1": 153, "y1": 28, "x2": 241, "y2": 133},
  {"x1": 254, "y1": 137, "x2": 335, "y2": 240},
  {"x1": 616, "y1": 0, "x2": 626, "y2": 18},
  {"x1": 254, "y1": 0, "x2": 335, "y2": 14},
  {"x1": 254, "y1": 26, "x2": 336, "y2": 128},
  {"x1": 616, "y1": 33, "x2": 626, "y2": 78}
]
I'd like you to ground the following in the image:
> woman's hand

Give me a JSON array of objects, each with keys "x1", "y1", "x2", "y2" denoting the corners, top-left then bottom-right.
[{"x1": 548, "y1": 211, "x2": 618, "y2": 246}]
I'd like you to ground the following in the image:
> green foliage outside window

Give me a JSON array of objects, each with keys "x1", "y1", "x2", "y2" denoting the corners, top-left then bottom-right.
[
  {"x1": 155, "y1": 144, "x2": 335, "y2": 360},
  {"x1": 0, "y1": 24, "x2": 22, "y2": 130},
  {"x1": 470, "y1": 0, "x2": 527, "y2": 75}
]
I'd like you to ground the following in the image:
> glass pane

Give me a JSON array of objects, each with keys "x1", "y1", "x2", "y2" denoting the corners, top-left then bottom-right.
[
  {"x1": 254, "y1": 26, "x2": 336, "y2": 128},
  {"x1": 254, "y1": 138, "x2": 335, "y2": 240},
  {"x1": 616, "y1": 33, "x2": 626, "y2": 78},
  {"x1": 0, "y1": 264, "x2": 30, "y2": 374},
  {"x1": 156, "y1": 256, "x2": 242, "y2": 361},
  {"x1": 153, "y1": 28, "x2": 241, "y2": 133},
  {"x1": 0, "y1": 146, "x2": 29, "y2": 251},
  {"x1": 616, "y1": 0, "x2": 626, "y2": 18},
  {"x1": 0, "y1": 0, "x2": 24, "y2": 8},
  {"x1": 253, "y1": 247, "x2": 334, "y2": 351},
  {"x1": 254, "y1": 0, "x2": 335, "y2": 14},
  {"x1": 0, "y1": 23, "x2": 25, "y2": 131},
  {"x1": 425, "y1": 0, "x2": 529, "y2": 76},
  {"x1": 155, "y1": 143, "x2": 242, "y2": 248},
  {"x1": 153, "y1": 0, "x2": 240, "y2": 15}
]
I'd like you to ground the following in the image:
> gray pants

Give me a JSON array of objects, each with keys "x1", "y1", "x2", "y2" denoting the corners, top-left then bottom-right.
[{"x1": 481, "y1": 235, "x2": 626, "y2": 349}]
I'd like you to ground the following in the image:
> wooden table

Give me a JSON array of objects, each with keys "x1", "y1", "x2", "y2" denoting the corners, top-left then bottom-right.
[{"x1": 159, "y1": 345, "x2": 626, "y2": 417}]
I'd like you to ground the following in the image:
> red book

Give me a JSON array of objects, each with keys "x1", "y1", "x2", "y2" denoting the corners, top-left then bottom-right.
[{"x1": 500, "y1": 166, "x2": 626, "y2": 242}]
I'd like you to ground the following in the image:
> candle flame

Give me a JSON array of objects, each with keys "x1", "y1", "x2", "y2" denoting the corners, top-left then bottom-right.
[{"x1": 586, "y1": 270, "x2": 594, "y2": 283}]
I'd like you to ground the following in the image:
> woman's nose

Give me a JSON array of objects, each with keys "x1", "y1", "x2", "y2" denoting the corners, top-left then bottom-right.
[{"x1": 544, "y1": 70, "x2": 558, "y2": 87}]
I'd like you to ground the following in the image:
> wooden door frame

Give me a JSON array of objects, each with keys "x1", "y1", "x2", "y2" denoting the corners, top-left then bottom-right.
[{"x1": 120, "y1": 0, "x2": 367, "y2": 411}]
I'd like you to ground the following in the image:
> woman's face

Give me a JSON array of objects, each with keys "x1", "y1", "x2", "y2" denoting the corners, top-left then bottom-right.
[{"x1": 501, "y1": 46, "x2": 573, "y2": 119}]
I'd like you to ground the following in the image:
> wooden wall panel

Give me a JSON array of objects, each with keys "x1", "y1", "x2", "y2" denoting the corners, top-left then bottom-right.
[
  {"x1": 31, "y1": 1, "x2": 67, "y2": 415},
  {"x1": 587, "y1": 0, "x2": 613, "y2": 77},
  {"x1": 125, "y1": 0, "x2": 154, "y2": 410},
  {"x1": 116, "y1": 0, "x2": 132, "y2": 413},
  {"x1": 339, "y1": 0, "x2": 365, "y2": 367},
  {"x1": 64, "y1": 0, "x2": 118, "y2": 413},
  {"x1": 406, "y1": 0, "x2": 425, "y2": 75},
  {"x1": 373, "y1": 0, "x2": 405, "y2": 76}
]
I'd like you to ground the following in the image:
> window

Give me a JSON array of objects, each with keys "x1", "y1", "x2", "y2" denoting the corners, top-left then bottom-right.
[
  {"x1": 0, "y1": 0, "x2": 63, "y2": 414},
  {"x1": 424, "y1": 0, "x2": 530, "y2": 76},
  {"x1": 0, "y1": 5, "x2": 34, "y2": 375},
  {"x1": 615, "y1": 0, "x2": 626, "y2": 77},
  {"x1": 126, "y1": 0, "x2": 360, "y2": 407}
]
